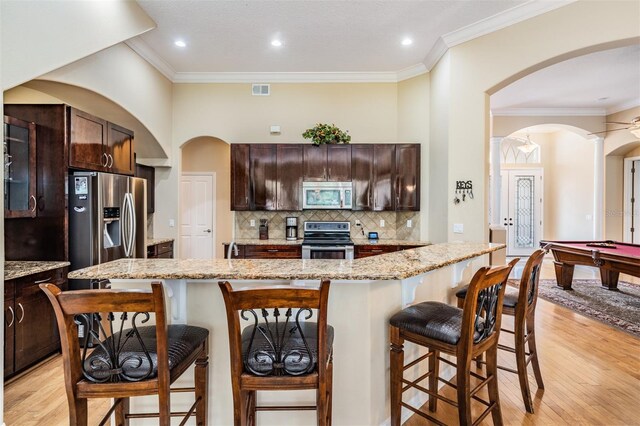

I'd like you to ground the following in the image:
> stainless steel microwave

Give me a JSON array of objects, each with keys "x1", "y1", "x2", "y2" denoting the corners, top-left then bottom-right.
[{"x1": 302, "y1": 182, "x2": 353, "y2": 209}]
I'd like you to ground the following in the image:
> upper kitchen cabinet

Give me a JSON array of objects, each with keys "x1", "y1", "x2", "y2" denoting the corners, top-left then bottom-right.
[
  {"x1": 250, "y1": 144, "x2": 277, "y2": 210},
  {"x1": 107, "y1": 122, "x2": 134, "y2": 175},
  {"x1": 231, "y1": 144, "x2": 250, "y2": 210},
  {"x1": 351, "y1": 144, "x2": 374, "y2": 210},
  {"x1": 276, "y1": 144, "x2": 303, "y2": 211},
  {"x1": 69, "y1": 107, "x2": 134, "y2": 175},
  {"x1": 372, "y1": 144, "x2": 395, "y2": 211},
  {"x1": 395, "y1": 144, "x2": 420, "y2": 211},
  {"x1": 303, "y1": 144, "x2": 352, "y2": 182},
  {"x1": 4, "y1": 115, "x2": 37, "y2": 219}
]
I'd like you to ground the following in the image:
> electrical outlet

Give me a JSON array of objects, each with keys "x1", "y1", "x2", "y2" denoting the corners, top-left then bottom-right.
[
  {"x1": 355, "y1": 219, "x2": 361, "y2": 226},
  {"x1": 250, "y1": 219, "x2": 256, "y2": 227},
  {"x1": 169, "y1": 219, "x2": 175, "y2": 227},
  {"x1": 406, "y1": 219, "x2": 412, "y2": 228},
  {"x1": 453, "y1": 223, "x2": 464, "y2": 234},
  {"x1": 379, "y1": 219, "x2": 385, "y2": 228}
]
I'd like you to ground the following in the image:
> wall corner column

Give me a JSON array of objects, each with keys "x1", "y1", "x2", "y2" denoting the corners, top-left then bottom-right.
[
  {"x1": 594, "y1": 137, "x2": 605, "y2": 240},
  {"x1": 490, "y1": 137, "x2": 503, "y2": 225}
]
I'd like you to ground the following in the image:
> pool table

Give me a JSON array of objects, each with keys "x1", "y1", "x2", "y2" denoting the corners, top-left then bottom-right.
[{"x1": 540, "y1": 240, "x2": 640, "y2": 290}]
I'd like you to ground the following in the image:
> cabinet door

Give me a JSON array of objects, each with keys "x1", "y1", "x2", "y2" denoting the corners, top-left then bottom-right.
[
  {"x1": 373, "y1": 145, "x2": 395, "y2": 211},
  {"x1": 14, "y1": 270, "x2": 66, "y2": 372},
  {"x1": 395, "y1": 144, "x2": 420, "y2": 211},
  {"x1": 250, "y1": 144, "x2": 277, "y2": 210},
  {"x1": 327, "y1": 145, "x2": 352, "y2": 181},
  {"x1": 136, "y1": 163, "x2": 155, "y2": 213},
  {"x1": 352, "y1": 145, "x2": 374, "y2": 210},
  {"x1": 4, "y1": 281, "x2": 15, "y2": 378},
  {"x1": 69, "y1": 107, "x2": 107, "y2": 172},
  {"x1": 107, "y1": 122, "x2": 134, "y2": 175},
  {"x1": 231, "y1": 144, "x2": 251, "y2": 210},
  {"x1": 277, "y1": 144, "x2": 303, "y2": 211},
  {"x1": 303, "y1": 144, "x2": 328, "y2": 181},
  {"x1": 4, "y1": 115, "x2": 37, "y2": 218}
]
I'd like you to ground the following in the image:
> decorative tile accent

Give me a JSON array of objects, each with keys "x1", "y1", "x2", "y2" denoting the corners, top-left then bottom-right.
[{"x1": 235, "y1": 210, "x2": 421, "y2": 240}]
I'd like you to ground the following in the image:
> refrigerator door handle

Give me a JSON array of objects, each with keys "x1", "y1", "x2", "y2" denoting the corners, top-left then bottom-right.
[
  {"x1": 122, "y1": 193, "x2": 131, "y2": 257},
  {"x1": 128, "y1": 193, "x2": 136, "y2": 258}
]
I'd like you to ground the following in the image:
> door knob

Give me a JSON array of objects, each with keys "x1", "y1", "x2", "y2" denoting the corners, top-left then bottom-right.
[{"x1": 204, "y1": 229, "x2": 212, "y2": 233}]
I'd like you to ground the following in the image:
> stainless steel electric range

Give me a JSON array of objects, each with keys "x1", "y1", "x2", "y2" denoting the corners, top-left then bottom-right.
[{"x1": 301, "y1": 221, "x2": 355, "y2": 260}]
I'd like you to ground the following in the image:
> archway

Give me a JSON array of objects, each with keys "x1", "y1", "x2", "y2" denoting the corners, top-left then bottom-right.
[{"x1": 180, "y1": 136, "x2": 231, "y2": 259}]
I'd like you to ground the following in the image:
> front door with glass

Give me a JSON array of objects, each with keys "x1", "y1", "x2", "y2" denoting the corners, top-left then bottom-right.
[{"x1": 501, "y1": 169, "x2": 543, "y2": 256}]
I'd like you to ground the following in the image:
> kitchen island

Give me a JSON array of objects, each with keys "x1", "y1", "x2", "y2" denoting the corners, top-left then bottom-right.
[{"x1": 69, "y1": 242, "x2": 504, "y2": 425}]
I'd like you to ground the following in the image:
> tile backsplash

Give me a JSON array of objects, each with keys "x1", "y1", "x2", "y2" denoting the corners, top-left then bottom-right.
[{"x1": 235, "y1": 210, "x2": 421, "y2": 240}]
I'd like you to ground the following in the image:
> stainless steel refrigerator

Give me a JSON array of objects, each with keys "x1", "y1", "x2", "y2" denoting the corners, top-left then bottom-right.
[{"x1": 68, "y1": 171, "x2": 147, "y2": 290}]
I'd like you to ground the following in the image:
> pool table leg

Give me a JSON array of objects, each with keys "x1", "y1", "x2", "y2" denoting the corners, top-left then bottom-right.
[
  {"x1": 554, "y1": 261, "x2": 574, "y2": 290},
  {"x1": 600, "y1": 269, "x2": 620, "y2": 290}
]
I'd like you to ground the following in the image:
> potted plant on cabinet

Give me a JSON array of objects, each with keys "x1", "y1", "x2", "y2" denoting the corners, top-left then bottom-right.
[{"x1": 302, "y1": 123, "x2": 351, "y2": 146}]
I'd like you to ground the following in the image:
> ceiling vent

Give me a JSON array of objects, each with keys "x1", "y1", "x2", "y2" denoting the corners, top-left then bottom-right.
[{"x1": 252, "y1": 84, "x2": 270, "y2": 96}]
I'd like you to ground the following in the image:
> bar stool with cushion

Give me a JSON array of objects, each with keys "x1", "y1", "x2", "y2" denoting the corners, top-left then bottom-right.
[
  {"x1": 218, "y1": 280, "x2": 333, "y2": 426},
  {"x1": 389, "y1": 263, "x2": 515, "y2": 426},
  {"x1": 455, "y1": 249, "x2": 546, "y2": 413},
  {"x1": 40, "y1": 282, "x2": 209, "y2": 426}
]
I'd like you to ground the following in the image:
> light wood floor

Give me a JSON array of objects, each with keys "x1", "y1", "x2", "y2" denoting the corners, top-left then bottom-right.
[{"x1": 4, "y1": 260, "x2": 639, "y2": 425}]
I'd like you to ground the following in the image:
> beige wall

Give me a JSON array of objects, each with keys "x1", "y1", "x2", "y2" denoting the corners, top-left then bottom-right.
[
  {"x1": 492, "y1": 115, "x2": 603, "y2": 138},
  {"x1": 181, "y1": 137, "x2": 232, "y2": 259},
  {"x1": 605, "y1": 156, "x2": 624, "y2": 240},
  {"x1": 538, "y1": 131, "x2": 595, "y2": 240}
]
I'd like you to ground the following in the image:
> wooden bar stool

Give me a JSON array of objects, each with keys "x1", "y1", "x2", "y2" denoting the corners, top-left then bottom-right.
[
  {"x1": 218, "y1": 280, "x2": 333, "y2": 426},
  {"x1": 40, "y1": 281, "x2": 209, "y2": 426},
  {"x1": 389, "y1": 263, "x2": 515, "y2": 426},
  {"x1": 455, "y1": 249, "x2": 546, "y2": 413}
]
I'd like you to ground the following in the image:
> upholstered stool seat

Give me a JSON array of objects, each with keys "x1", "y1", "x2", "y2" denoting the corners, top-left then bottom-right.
[
  {"x1": 85, "y1": 325, "x2": 209, "y2": 381},
  {"x1": 241, "y1": 322, "x2": 334, "y2": 376},
  {"x1": 389, "y1": 302, "x2": 485, "y2": 345},
  {"x1": 455, "y1": 285, "x2": 520, "y2": 308}
]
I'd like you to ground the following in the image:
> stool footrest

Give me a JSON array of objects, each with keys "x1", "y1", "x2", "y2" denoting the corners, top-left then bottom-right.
[
  {"x1": 402, "y1": 370, "x2": 433, "y2": 392},
  {"x1": 255, "y1": 405, "x2": 317, "y2": 411},
  {"x1": 404, "y1": 352, "x2": 433, "y2": 370},
  {"x1": 401, "y1": 378, "x2": 458, "y2": 407},
  {"x1": 473, "y1": 402, "x2": 498, "y2": 426}
]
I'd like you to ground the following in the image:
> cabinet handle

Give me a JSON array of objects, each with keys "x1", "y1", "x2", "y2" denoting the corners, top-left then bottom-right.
[
  {"x1": 17, "y1": 303, "x2": 24, "y2": 324},
  {"x1": 267, "y1": 249, "x2": 279, "y2": 252},
  {"x1": 323, "y1": 167, "x2": 327, "y2": 180},
  {"x1": 29, "y1": 195, "x2": 37, "y2": 212},
  {"x1": 108, "y1": 154, "x2": 114, "y2": 168},
  {"x1": 328, "y1": 167, "x2": 331, "y2": 180},
  {"x1": 102, "y1": 153, "x2": 108, "y2": 167},
  {"x1": 245, "y1": 196, "x2": 249, "y2": 205},
  {"x1": 6, "y1": 307, "x2": 14, "y2": 328},
  {"x1": 34, "y1": 276, "x2": 52, "y2": 284}
]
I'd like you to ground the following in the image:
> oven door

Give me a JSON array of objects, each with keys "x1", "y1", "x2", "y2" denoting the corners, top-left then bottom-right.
[{"x1": 302, "y1": 245, "x2": 354, "y2": 260}]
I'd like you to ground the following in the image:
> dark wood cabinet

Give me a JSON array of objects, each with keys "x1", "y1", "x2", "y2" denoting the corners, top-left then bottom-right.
[
  {"x1": 373, "y1": 144, "x2": 396, "y2": 211},
  {"x1": 352, "y1": 144, "x2": 374, "y2": 210},
  {"x1": 223, "y1": 244, "x2": 301, "y2": 259},
  {"x1": 277, "y1": 144, "x2": 303, "y2": 211},
  {"x1": 395, "y1": 144, "x2": 420, "y2": 211},
  {"x1": 135, "y1": 163, "x2": 155, "y2": 214},
  {"x1": 250, "y1": 144, "x2": 277, "y2": 210},
  {"x1": 5, "y1": 267, "x2": 67, "y2": 378},
  {"x1": 108, "y1": 122, "x2": 134, "y2": 175},
  {"x1": 355, "y1": 244, "x2": 399, "y2": 259},
  {"x1": 223, "y1": 244, "x2": 245, "y2": 259},
  {"x1": 147, "y1": 240, "x2": 174, "y2": 258},
  {"x1": 303, "y1": 145, "x2": 351, "y2": 182},
  {"x1": 4, "y1": 281, "x2": 15, "y2": 378},
  {"x1": 68, "y1": 107, "x2": 134, "y2": 175},
  {"x1": 4, "y1": 115, "x2": 37, "y2": 219},
  {"x1": 231, "y1": 144, "x2": 250, "y2": 210}
]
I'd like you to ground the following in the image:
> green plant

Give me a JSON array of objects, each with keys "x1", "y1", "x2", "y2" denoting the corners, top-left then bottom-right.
[{"x1": 302, "y1": 123, "x2": 351, "y2": 146}]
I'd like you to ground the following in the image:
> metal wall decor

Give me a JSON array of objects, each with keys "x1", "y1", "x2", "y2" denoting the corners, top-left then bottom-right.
[
  {"x1": 454, "y1": 180, "x2": 474, "y2": 204},
  {"x1": 76, "y1": 312, "x2": 154, "y2": 383},
  {"x1": 241, "y1": 307, "x2": 316, "y2": 376},
  {"x1": 473, "y1": 283, "x2": 502, "y2": 343}
]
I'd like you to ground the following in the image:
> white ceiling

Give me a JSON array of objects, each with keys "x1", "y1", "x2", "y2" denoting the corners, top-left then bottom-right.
[{"x1": 491, "y1": 44, "x2": 640, "y2": 114}]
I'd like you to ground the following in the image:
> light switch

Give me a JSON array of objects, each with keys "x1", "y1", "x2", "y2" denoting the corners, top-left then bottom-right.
[
  {"x1": 169, "y1": 219, "x2": 175, "y2": 227},
  {"x1": 407, "y1": 219, "x2": 412, "y2": 228},
  {"x1": 380, "y1": 219, "x2": 385, "y2": 228},
  {"x1": 453, "y1": 223, "x2": 464, "y2": 233}
]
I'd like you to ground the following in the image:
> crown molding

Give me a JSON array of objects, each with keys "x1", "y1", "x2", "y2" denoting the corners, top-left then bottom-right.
[
  {"x1": 125, "y1": 38, "x2": 176, "y2": 81},
  {"x1": 491, "y1": 107, "x2": 607, "y2": 116},
  {"x1": 172, "y1": 71, "x2": 402, "y2": 83},
  {"x1": 396, "y1": 64, "x2": 428, "y2": 82},
  {"x1": 606, "y1": 99, "x2": 640, "y2": 115},
  {"x1": 422, "y1": 37, "x2": 448, "y2": 71}
]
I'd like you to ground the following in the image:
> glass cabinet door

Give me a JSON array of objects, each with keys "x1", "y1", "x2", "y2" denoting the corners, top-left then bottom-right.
[{"x1": 4, "y1": 115, "x2": 36, "y2": 218}]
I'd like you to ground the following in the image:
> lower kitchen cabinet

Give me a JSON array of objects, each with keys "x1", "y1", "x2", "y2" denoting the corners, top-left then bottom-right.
[
  {"x1": 223, "y1": 244, "x2": 301, "y2": 259},
  {"x1": 147, "y1": 241, "x2": 174, "y2": 258},
  {"x1": 4, "y1": 267, "x2": 67, "y2": 379},
  {"x1": 355, "y1": 244, "x2": 399, "y2": 259}
]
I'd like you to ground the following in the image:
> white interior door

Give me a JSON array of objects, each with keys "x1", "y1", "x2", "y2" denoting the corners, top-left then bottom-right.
[
  {"x1": 624, "y1": 158, "x2": 640, "y2": 243},
  {"x1": 180, "y1": 173, "x2": 215, "y2": 259},
  {"x1": 501, "y1": 169, "x2": 543, "y2": 256}
]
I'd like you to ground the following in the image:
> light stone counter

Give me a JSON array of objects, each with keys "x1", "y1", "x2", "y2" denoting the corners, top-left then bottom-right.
[
  {"x1": 5, "y1": 261, "x2": 70, "y2": 281},
  {"x1": 67, "y1": 242, "x2": 504, "y2": 426},
  {"x1": 146, "y1": 237, "x2": 175, "y2": 247},
  {"x1": 223, "y1": 238, "x2": 430, "y2": 247}
]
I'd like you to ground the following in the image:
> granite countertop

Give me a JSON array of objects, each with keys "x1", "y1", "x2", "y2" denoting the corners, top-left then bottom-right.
[
  {"x1": 69, "y1": 242, "x2": 504, "y2": 282},
  {"x1": 147, "y1": 238, "x2": 175, "y2": 247},
  {"x1": 224, "y1": 238, "x2": 431, "y2": 247},
  {"x1": 5, "y1": 261, "x2": 71, "y2": 281}
]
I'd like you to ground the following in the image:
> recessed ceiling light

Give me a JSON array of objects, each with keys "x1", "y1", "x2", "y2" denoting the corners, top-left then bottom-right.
[
  {"x1": 597, "y1": 97, "x2": 609, "y2": 101},
  {"x1": 401, "y1": 38, "x2": 413, "y2": 46},
  {"x1": 271, "y1": 39, "x2": 283, "y2": 47},
  {"x1": 174, "y1": 40, "x2": 186, "y2": 48}
]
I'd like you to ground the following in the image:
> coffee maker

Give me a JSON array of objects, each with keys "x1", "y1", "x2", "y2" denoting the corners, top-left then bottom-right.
[{"x1": 286, "y1": 217, "x2": 298, "y2": 241}]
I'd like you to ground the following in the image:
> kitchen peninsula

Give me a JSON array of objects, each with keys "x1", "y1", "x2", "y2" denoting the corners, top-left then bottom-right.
[{"x1": 69, "y1": 242, "x2": 504, "y2": 425}]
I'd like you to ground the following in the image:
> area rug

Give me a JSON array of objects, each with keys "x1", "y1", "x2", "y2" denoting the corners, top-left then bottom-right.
[{"x1": 507, "y1": 279, "x2": 640, "y2": 337}]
